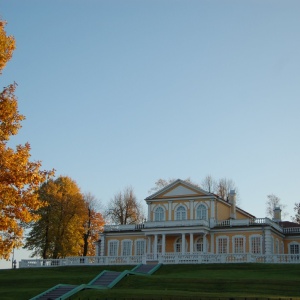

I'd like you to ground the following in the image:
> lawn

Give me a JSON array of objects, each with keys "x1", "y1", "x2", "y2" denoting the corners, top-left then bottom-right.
[{"x1": 0, "y1": 264, "x2": 299, "y2": 300}]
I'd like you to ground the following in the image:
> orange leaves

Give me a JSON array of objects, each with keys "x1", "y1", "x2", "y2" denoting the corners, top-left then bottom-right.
[
  {"x1": 0, "y1": 20, "x2": 16, "y2": 74},
  {"x1": 0, "y1": 20, "x2": 54, "y2": 259}
]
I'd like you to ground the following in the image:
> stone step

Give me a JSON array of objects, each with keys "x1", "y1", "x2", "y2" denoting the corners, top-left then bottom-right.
[
  {"x1": 91, "y1": 271, "x2": 122, "y2": 286},
  {"x1": 37, "y1": 285, "x2": 77, "y2": 300},
  {"x1": 134, "y1": 264, "x2": 157, "y2": 274}
]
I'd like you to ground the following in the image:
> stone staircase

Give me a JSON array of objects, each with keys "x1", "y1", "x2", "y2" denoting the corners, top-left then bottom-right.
[
  {"x1": 34, "y1": 284, "x2": 77, "y2": 300},
  {"x1": 133, "y1": 264, "x2": 158, "y2": 274},
  {"x1": 30, "y1": 264, "x2": 161, "y2": 300},
  {"x1": 90, "y1": 271, "x2": 122, "y2": 287}
]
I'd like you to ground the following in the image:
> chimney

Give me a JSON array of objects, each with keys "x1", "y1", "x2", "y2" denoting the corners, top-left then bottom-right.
[
  {"x1": 273, "y1": 206, "x2": 282, "y2": 222},
  {"x1": 228, "y1": 190, "x2": 236, "y2": 219}
]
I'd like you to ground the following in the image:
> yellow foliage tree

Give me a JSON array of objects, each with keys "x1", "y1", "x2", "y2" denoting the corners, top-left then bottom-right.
[
  {"x1": 0, "y1": 20, "x2": 54, "y2": 259},
  {"x1": 25, "y1": 177, "x2": 99, "y2": 259},
  {"x1": 0, "y1": 20, "x2": 15, "y2": 74}
]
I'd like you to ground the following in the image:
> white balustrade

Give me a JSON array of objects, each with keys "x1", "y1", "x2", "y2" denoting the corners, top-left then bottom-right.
[
  {"x1": 283, "y1": 227, "x2": 300, "y2": 234},
  {"x1": 144, "y1": 219, "x2": 209, "y2": 229},
  {"x1": 19, "y1": 253, "x2": 300, "y2": 268}
]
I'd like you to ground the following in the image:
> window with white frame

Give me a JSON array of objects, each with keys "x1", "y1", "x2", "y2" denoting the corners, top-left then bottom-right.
[
  {"x1": 176, "y1": 205, "x2": 187, "y2": 220},
  {"x1": 196, "y1": 204, "x2": 207, "y2": 220},
  {"x1": 195, "y1": 237, "x2": 204, "y2": 252},
  {"x1": 108, "y1": 240, "x2": 118, "y2": 256},
  {"x1": 217, "y1": 237, "x2": 228, "y2": 254},
  {"x1": 135, "y1": 240, "x2": 145, "y2": 255},
  {"x1": 122, "y1": 240, "x2": 132, "y2": 256},
  {"x1": 250, "y1": 236, "x2": 262, "y2": 254},
  {"x1": 154, "y1": 206, "x2": 165, "y2": 221},
  {"x1": 175, "y1": 238, "x2": 182, "y2": 252},
  {"x1": 233, "y1": 236, "x2": 245, "y2": 254},
  {"x1": 289, "y1": 243, "x2": 300, "y2": 254}
]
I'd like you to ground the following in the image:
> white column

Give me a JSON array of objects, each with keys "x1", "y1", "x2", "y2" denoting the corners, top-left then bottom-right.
[
  {"x1": 190, "y1": 233, "x2": 194, "y2": 253},
  {"x1": 189, "y1": 200, "x2": 194, "y2": 220},
  {"x1": 168, "y1": 201, "x2": 172, "y2": 220},
  {"x1": 203, "y1": 234, "x2": 207, "y2": 253},
  {"x1": 147, "y1": 236, "x2": 151, "y2": 254},
  {"x1": 154, "y1": 234, "x2": 158, "y2": 256},
  {"x1": 181, "y1": 233, "x2": 186, "y2": 254},
  {"x1": 162, "y1": 234, "x2": 166, "y2": 255}
]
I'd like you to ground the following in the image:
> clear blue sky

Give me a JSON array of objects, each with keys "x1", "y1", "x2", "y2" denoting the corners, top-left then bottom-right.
[{"x1": 1, "y1": 0, "x2": 300, "y2": 268}]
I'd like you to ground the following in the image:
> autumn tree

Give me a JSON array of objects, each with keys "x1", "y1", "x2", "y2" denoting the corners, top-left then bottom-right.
[
  {"x1": 24, "y1": 176, "x2": 88, "y2": 259},
  {"x1": 265, "y1": 194, "x2": 288, "y2": 219},
  {"x1": 292, "y1": 202, "x2": 300, "y2": 224},
  {"x1": 106, "y1": 186, "x2": 144, "y2": 225},
  {"x1": 0, "y1": 20, "x2": 15, "y2": 74},
  {"x1": 0, "y1": 20, "x2": 53, "y2": 260},
  {"x1": 82, "y1": 193, "x2": 105, "y2": 256}
]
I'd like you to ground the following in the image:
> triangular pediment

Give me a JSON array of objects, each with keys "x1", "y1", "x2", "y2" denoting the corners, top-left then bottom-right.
[
  {"x1": 163, "y1": 185, "x2": 198, "y2": 197},
  {"x1": 145, "y1": 179, "x2": 212, "y2": 200}
]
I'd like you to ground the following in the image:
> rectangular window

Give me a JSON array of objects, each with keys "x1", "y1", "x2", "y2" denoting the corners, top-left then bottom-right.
[
  {"x1": 122, "y1": 241, "x2": 132, "y2": 256},
  {"x1": 290, "y1": 244, "x2": 299, "y2": 254},
  {"x1": 136, "y1": 240, "x2": 145, "y2": 255},
  {"x1": 217, "y1": 238, "x2": 228, "y2": 254},
  {"x1": 234, "y1": 237, "x2": 244, "y2": 254},
  {"x1": 251, "y1": 236, "x2": 261, "y2": 254},
  {"x1": 109, "y1": 241, "x2": 118, "y2": 256}
]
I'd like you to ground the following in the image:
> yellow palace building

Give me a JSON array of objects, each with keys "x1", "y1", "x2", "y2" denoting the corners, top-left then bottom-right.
[
  {"x1": 20, "y1": 179, "x2": 300, "y2": 267},
  {"x1": 98, "y1": 179, "x2": 300, "y2": 265}
]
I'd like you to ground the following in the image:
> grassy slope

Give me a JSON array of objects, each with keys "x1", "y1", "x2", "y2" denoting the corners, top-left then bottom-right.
[{"x1": 0, "y1": 264, "x2": 300, "y2": 300}]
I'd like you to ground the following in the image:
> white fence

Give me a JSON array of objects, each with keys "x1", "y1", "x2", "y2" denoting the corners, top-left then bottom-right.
[{"x1": 19, "y1": 253, "x2": 300, "y2": 268}]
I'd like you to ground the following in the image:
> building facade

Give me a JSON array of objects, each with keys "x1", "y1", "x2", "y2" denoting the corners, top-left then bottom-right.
[{"x1": 99, "y1": 179, "x2": 300, "y2": 264}]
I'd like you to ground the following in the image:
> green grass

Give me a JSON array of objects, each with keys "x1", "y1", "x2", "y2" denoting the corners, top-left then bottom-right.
[{"x1": 0, "y1": 264, "x2": 300, "y2": 300}]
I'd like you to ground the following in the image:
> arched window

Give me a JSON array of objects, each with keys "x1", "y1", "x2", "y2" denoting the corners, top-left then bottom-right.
[
  {"x1": 176, "y1": 205, "x2": 187, "y2": 220},
  {"x1": 196, "y1": 204, "x2": 207, "y2": 220},
  {"x1": 195, "y1": 237, "x2": 204, "y2": 252},
  {"x1": 175, "y1": 238, "x2": 182, "y2": 253},
  {"x1": 174, "y1": 237, "x2": 188, "y2": 252},
  {"x1": 155, "y1": 206, "x2": 165, "y2": 221},
  {"x1": 289, "y1": 242, "x2": 300, "y2": 254}
]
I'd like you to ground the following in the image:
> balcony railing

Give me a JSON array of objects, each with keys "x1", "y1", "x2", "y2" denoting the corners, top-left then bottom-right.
[
  {"x1": 215, "y1": 218, "x2": 284, "y2": 232},
  {"x1": 104, "y1": 224, "x2": 144, "y2": 232},
  {"x1": 103, "y1": 218, "x2": 298, "y2": 233},
  {"x1": 144, "y1": 219, "x2": 209, "y2": 229},
  {"x1": 283, "y1": 227, "x2": 300, "y2": 234}
]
